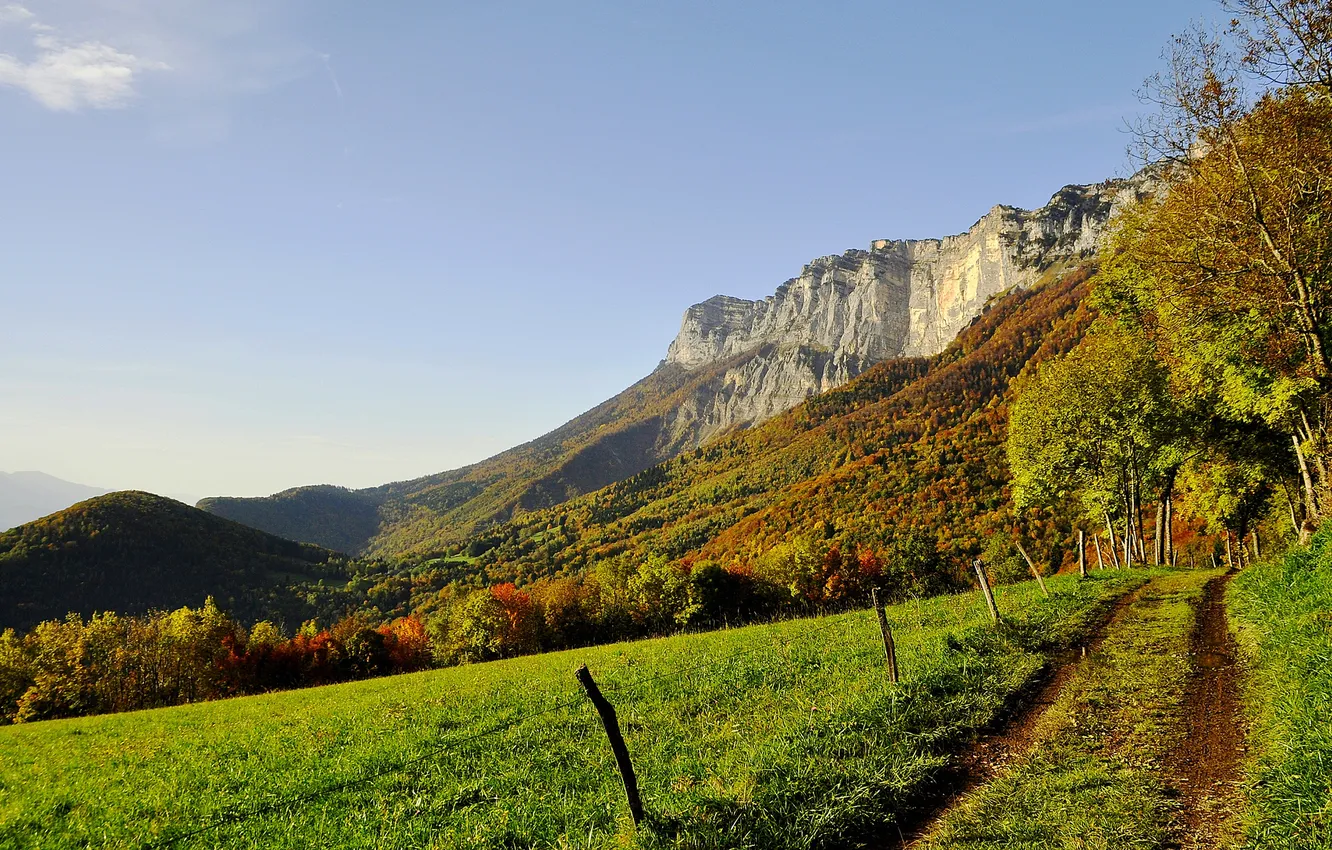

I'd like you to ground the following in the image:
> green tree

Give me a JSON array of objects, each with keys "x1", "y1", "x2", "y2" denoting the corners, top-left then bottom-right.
[
  {"x1": 1111, "y1": 1, "x2": 1332, "y2": 536},
  {"x1": 1008, "y1": 321, "x2": 1188, "y2": 564}
]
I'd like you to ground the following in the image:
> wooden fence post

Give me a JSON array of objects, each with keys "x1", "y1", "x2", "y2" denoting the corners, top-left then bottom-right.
[
  {"x1": 974, "y1": 559, "x2": 1000, "y2": 625},
  {"x1": 1093, "y1": 534, "x2": 1105, "y2": 570},
  {"x1": 575, "y1": 665, "x2": 644, "y2": 827},
  {"x1": 1077, "y1": 529, "x2": 1087, "y2": 578},
  {"x1": 1015, "y1": 543, "x2": 1049, "y2": 597},
  {"x1": 871, "y1": 588, "x2": 899, "y2": 683}
]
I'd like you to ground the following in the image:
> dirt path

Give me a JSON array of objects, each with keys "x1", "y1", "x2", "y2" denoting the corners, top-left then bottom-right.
[
  {"x1": 1163, "y1": 572, "x2": 1246, "y2": 849},
  {"x1": 887, "y1": 587, "x2": 1143, "y2": 848}
]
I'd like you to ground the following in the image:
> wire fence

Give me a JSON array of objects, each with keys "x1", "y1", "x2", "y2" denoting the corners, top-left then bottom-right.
[{"x1": 138, "y1": 580, "x2": 1036, "y2": 848}]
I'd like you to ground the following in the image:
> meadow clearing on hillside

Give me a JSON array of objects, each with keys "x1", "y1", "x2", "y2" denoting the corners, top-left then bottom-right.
[{"x1": 0, "y1": 572, "x2": 1146, "y2": 849}]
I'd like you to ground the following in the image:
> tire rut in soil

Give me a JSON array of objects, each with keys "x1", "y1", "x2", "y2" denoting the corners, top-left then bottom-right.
[
  {"x1": 885, "y1": 585, "x2": 1144, "y2": 849},
  {"x1": 1163, "y1": 572, "x2": 1246, "y2": 850}
]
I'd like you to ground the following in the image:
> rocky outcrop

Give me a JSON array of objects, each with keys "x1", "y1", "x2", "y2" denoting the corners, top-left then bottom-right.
[{"x1": 660, "y1": 175, "x2": 1153, "y2": 438}]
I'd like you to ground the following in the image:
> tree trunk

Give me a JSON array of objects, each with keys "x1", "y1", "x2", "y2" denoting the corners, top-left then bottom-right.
[
  {"x1": 1123, "y1": 491, "x2": 1134, "y2": 569},
  {"x1": 1301, "y1": 409, "x2": 1329, "y2": 489},
  {"x1": 1284, "y1": 482, "x2": 1303, "y2": 539},
  {"x1": 1154, "y1": 498, "x2": 1166, "y2": 566},
  {"x1": 1093, "y1": 533, "x2": 1105, "y2": 570},
  {"x1": 1104, "y1": 512, "x2": 1122, "y2": 569},
  {"x1": 1165, "y1": 492, "x2": 1174, "y2": 565},
  {"x1": 1225, "y1": 534, "x2": 1234, "y2": 569},
  {"x1": 1294, "y1": 433, "x2": 1319, "y2": 540},
  {"x1": 1136, "y1": 487, "x2": 1148, "y2": 562}
]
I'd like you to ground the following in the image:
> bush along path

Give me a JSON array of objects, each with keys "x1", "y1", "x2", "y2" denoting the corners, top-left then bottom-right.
[{"x1": 908, "y1": 570, "x2": 1236, "y2": 849}]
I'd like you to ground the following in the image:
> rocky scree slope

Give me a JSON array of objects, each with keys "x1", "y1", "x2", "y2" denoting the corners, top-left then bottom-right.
[{"x1": 202, "y1": 177, "x2": 1149, "y2": 558}]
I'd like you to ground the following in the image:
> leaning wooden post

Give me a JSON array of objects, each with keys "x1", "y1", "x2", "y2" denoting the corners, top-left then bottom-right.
[
  {"x1": 1092, "y1": 534, "x2": 1105, "y2": 570},
  {"x1": 575, "y1": 665, "x2": 644, "y2": 827},
  {"x1": 1077, "y1": 529, "x2": 1087, "y2": 578},
  {"x1": 974, "y1": 559, "x2": 1000, "y2": 625},
  {"x1": 1224, "y1": 534, "x2": 1234, "y2": 569},
  {"x1": 871, "y1": 588, "x2": 899, "y2": 683},
  {"x1": 1015, "y1": 543, "x2": 1049, "y2": 597},
  {"x1": 1103, "y1": 513, "x2": 1122, "y2": 569}
]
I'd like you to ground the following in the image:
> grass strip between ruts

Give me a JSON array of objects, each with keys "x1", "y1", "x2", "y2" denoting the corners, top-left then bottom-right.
[{"x1": 917, "y1": 570, "x2": 1219, "y2": 850}]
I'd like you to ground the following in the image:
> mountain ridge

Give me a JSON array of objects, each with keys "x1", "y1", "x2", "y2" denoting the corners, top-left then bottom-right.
[{"x1": 201, "y1": 175, "x2": 1151, "y2": 557}]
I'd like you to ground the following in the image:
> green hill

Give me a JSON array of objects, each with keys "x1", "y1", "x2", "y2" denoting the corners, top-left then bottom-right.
[{"x1": 0, "y1": 491, "x2": 353, "y2": 632}]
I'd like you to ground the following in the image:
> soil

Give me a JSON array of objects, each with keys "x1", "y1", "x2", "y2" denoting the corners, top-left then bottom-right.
[
  {"x1": 1163, "y1": 573, "x2": 1247, "y2": 849},
  {"x1": 886, "y1": 587, "x2": 1143, "y2": 848}
]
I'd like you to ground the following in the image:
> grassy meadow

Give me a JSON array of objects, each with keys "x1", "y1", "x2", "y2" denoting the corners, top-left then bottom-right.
[
  {"x1": 0, "y1": 571, "x2": 1148, "y2": 849},
  {"x1": 1231, "y1": 532, "x2": 1332, "y2": 847}
]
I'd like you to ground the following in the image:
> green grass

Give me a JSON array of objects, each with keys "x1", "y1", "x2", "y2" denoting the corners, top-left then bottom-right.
[
  {"x1": 919, "y1": 570, "x2": 1217, "y2": 849},
  {"x1": 1231, "y1": 531, "x2": 1332, "y2": 848},
  {"x1": 0, "y1": 572, "x2": 1147, "y2": 850}
]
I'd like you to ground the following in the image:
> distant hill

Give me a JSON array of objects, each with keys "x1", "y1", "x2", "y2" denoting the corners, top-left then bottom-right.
[
  {"x1": 0, "y1": 471, "x2": 109, "y2": 532},
  {"x1": 0, "y1": 491, "x2": 352, "y2": 632},
  {"x1": 200, "y1": 357, "x2": 760, "y2": 557}
]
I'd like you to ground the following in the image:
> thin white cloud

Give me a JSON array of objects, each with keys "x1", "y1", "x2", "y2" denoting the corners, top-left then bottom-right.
[
  {"x1": 0, "y1": 4, "x2": 35, "y2": 25},
  {"x1": 0, "y1": 4, "x2": 166, "y2": 110},
  {"x1": 320, "y1": 52, "x2": 342, "y2": 101}
]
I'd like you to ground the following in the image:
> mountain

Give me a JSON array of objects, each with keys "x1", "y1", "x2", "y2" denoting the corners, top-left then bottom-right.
[
  {"x1": 2, "y1": 264, "x2": 1095, "y2": 637},
  {"x1": 0, "y1": 491, "x2": 353, "y2": 632},
  {"x1": 0, "y1": 471, "x2": 110, "y2": 532},
  {"x1": 202, "y1": 176, "x2": 1152, "y2": 559},
  {"x1": 437, "y1": 264, "x2": 1097, "y2": 588}
]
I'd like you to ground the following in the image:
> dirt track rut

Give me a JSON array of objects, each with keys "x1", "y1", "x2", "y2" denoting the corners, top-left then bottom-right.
[
  {"x1": 889, "y1": 587, "x2": 1143, "y2": 848},
  {"x1": 1164, "y1": 572, "x2": 1246, "y2": 849}
]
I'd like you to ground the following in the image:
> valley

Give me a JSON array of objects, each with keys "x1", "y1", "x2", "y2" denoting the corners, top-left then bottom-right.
[{"x1": 3, "y1": 3, "x2": 1332, "y2": 846}]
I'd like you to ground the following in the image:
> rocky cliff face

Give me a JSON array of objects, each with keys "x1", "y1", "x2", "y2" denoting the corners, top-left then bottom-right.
[
  {"x1": 203, "y1": 172, "x2": 1156, "y2": 558},
  {"x1": 659, "y1": 176, "x2": 1152, "y2": 440}
]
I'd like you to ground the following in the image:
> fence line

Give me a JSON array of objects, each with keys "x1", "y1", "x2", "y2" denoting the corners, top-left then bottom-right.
[{"x1": 139, "y1": 598, "x2": 940, "y2": 847}]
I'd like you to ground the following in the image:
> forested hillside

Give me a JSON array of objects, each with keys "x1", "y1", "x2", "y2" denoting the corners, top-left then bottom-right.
[
  {"x1": 0, "y1": 492, "x2": 359, "y2": 631},
  {"x1": 442, "y1": 265, "x2": 1093, "y2": 590},
  {"x1": 0, "y1": 267, "x2": 1099, "y2": 709},
  {"x1": 200, "y1": 353, "x2": 788, "y2": 556}
]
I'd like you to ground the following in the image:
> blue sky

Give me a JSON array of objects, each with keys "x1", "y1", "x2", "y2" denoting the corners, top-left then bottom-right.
[{"x1": 1, "y1": 0, "x2": 1219, "y2": 500}]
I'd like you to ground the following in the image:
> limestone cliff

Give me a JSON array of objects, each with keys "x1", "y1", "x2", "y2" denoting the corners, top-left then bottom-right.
[
  {"x1": 202, "y1": 173, "x2": 1155, "y2": 558},
  {"x1": 659, "y1": 175, "x2": 1152, "y2": 439}
]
